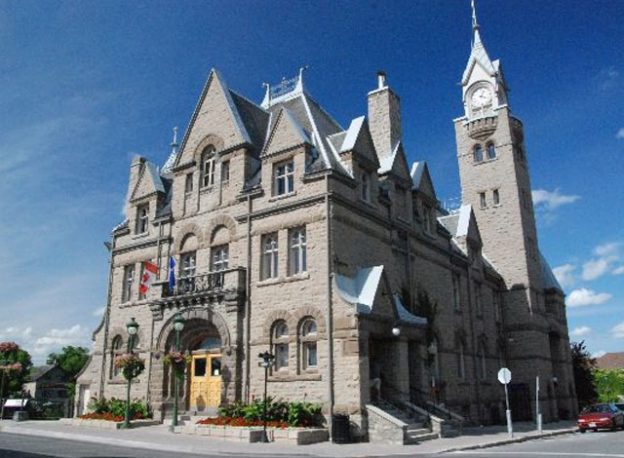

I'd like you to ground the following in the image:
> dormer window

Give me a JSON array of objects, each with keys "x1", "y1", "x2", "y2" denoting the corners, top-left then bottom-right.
[
  {"x1": 473, "y1": 144, "x2": 483, "y2": 163},
  {"x1": 487, "y1": 143, "x2": 497, "y2": 159},
  {"x1": 136, "y1": 204, "x2": 149, "y2": 234},
  {"x1": 361, "y1": 172, "x2": 371, "y2": 201},
  {"x1": 274, "y1": 160, "x2": 294, "y2": 196},
  {"x1": 201, "y1": 146, "x2": 216, "y2": 188}
]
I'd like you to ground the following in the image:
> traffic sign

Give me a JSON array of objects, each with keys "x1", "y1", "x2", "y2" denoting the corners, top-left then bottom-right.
[{"x1": 498, "y1": 367, "x2": 512, "y2": 385}]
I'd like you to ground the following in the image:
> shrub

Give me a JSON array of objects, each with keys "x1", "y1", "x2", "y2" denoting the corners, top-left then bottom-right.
[
  {"x1": 84, "y1": 396, "x2": 151, "y2": 420},
  {"x1": 215, "y1": 398, "x2": 323, "y2": 427},
  {"x1": 287, "y1": 401, "x2": 323, "y2": 427}
]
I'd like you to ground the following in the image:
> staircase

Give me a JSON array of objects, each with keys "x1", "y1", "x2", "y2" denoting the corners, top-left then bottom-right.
[{"x1": 367, "y1": 399, "x2": 439, "y2": 444}]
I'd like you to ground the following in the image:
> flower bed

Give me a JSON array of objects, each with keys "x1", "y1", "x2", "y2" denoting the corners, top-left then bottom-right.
[
  {"x1": 197, "y1": 416, "x2": 288, "y2": 428},
  {"x1": 79, "y1": 412, "x2": 147, "y2": 422}
]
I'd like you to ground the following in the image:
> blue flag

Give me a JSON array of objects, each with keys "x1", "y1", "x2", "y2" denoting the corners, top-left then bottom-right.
[{"x1": 168, "y1": 257, "x2": 176, "y2": 291}]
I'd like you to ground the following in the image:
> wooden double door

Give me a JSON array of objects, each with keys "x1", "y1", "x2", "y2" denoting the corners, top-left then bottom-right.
[{"x1": 190, "y1": 353, "x2": 222, "y2": 411}]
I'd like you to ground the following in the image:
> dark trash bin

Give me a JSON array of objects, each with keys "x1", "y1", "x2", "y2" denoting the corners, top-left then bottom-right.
[{"x1": 332, "y1": 414, "x2": 351, "y2": 443}]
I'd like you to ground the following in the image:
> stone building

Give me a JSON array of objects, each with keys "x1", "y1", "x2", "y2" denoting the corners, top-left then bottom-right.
[{"x1": 77, "y1": 6, "x2": 577, "y2": 441}]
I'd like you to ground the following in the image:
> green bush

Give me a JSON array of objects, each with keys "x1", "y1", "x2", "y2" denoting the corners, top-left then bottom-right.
[
  {"x1": 109, "y1": 398, "x2": 126, "y2": 418},
  {"x1": 87, "y1": 397, "x2": 110, "y2": 414},
  {"x1": 218, "y1": 398, "x2": 323, "y2": 427},
  {"x1": 86, "y1": 396, "x2": 151, "y2": 419}
]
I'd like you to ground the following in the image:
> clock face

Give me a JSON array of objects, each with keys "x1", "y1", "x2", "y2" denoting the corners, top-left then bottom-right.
[{"x1": 471, "y1": 87, "x2": 492, "y2": 108}]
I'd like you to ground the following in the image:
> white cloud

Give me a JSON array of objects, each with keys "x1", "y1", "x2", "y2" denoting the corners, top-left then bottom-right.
[
  {"x1": 613, "y1": 265, "x2": 624, "y2": 275},
  {"x1": 596, "y1": 67, "x2": 620, "y2": 91},
  {"x1": 582, "y1": 258, "x2": 612, "y2": 281},
  {"x1": 567, "y1": 288, "x2": 612, "y2": 307},
  {"x1": 532, "y1": 189, "x2": 580, "y2": 211},
  {"x1": 33, "y1": 324, "x2": 91, "y2": 359},
  {"x1": 582, "y1": 242, "x2": 621, "y2": 281},
  {"x1": 616, "y1": 128, "x2": 624, "y2": 140},
  {"x1": 593, "y1": 350, "x2": 607, "y2": 359},
  {"x1": 570, "y1": 326, "x2": 592, "y2": 338},
  {"x1": 612, "y1": 322, "x2": 624, "y2": 339},
  {"x1": 553, "y1": 263, "x2": 576, "y2": 288},
  {"x1": 594, "y1": 242, "x2": 621, "y2": 257},
  {"x1": 0, "y1": 326, "x2": 33, "y2": 343}
]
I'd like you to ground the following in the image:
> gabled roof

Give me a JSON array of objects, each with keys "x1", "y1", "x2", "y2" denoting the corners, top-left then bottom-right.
[
  {"x1": 262, "y1": 107, "x2": 312, "y2": 156},
  {"x1": 595, "y1": 352, "x2": 624, "y2": 370},
  {"x1": 462, "y1": 28, "x2": 496, "y2": 85},
  {"x1": 130, "y1": 160, "x2": 165, "y2": 201},
  {"x1": 410, "y1": 161, "x2": 437, "y2": 199}
]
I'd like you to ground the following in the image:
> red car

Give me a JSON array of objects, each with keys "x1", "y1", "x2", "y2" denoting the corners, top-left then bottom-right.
[{"x1": 577, "y1": 404, "x2": 624, "y2": 432}]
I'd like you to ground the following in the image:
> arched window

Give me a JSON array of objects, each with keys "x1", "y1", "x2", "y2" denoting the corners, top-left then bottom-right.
[
  {"x1": 272, "y1": 320, "x2": 289, "y2": 371},
  {"x1": 201, "y1": 146, "x2": 216, "y2": 188},
  {"x1": 457, "y1": 341, "x2": 466, "y2": 379},
  {"x1": 487, "y1": 143, "x2": 497, "y2": 159},
  {"x1": 473, "y1": 144, "x2": 483, "y2": 163},
  {"x1": 478, "y1": 342, "x2": 487, "y2": 380},
  {"x1": 361, "y1": 173, "x2": 370, "y2": 201},
  {"x1": 110, "y1": 335, "x2": 123, "y2": 378},
  {"x1": 299, "y1": 318, "x2": 318, "y2": 370}
]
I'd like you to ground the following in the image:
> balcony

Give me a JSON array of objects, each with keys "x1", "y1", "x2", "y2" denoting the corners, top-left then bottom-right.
[
  {"x1": 155, "y1": 267, "x2": 246, "y2": 310},
  {"x1": 464, "y1": 115, "x2": 498, "y2": 140}
]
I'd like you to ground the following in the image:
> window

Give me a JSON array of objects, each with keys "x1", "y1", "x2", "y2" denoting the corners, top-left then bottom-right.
[
  {"x1": 299, "y1": 318, "x2": 318, "y2": 370},
  {"x1": 475, "y1": 282, "x2": 483, "y2": 316},
  {"x1": 478, "y1": 343, "x2": 487, "y2": 380},
  {"x1": 487, "y1": 143, "x2": 496, "y2": 159},
  {"x1": 493, "y1": 189, "x2": 500, "y2": 205},
  {"x1": 452, "y1": 273, "x2": 461, "y2": 310},
  {"x1": 122, "y1": 265, "x2": 135, "y2": 302},
  {"x1": 289, "y1": 227, "x2": 307, "y2": 275},
  {"x1": 136, "y1": 204, "x2": 149, "y2": 234},
  {"x1": 479, "y1": 192, "x2": 487, "y2": 209},
  {"x1": 185, "y1": 173, "x2": 193, "y2": 193},
  {"x1": 180, "y1": 251, "x2": 196, "y2": 292},
  {"x1": 211, "y1": 245, "x2": 229, "y2": 272},
  {"x1": 361, "y1": 172, "x2": 370, "y2": 201},
  {"x1": 423, "y1": 204, "x2": 435, "y2": 235},
  {"x1": 272, "y1": 320, "x2": 289, "y2": 371},
  {"x1": 429, "y1": 339, "x2": 440, "y2": 378},
  {"x1": 457, "y1": 341, "x2": 466, "y2": 379},
  {"x1": 494, "y1": 291, "x2": 502, "y2": 322},
  {"x1": 110, "y1": 335, "x2": 123, "y2": 378},
  {"x1": 221, "y1": 160, "x2": 230, "y2": 184},
  {"x1": 201, "y1": 146, "x2": 216, "y2": 188},
  {"x1": 473, "y1": 144, "x2": 483, "y2": 162},
  {"x1": 261, "y1": 233, "x2": 279, "y2": 279},
  {"x1": 274, "y1": 160, "x2": 294, "y2": 195}
]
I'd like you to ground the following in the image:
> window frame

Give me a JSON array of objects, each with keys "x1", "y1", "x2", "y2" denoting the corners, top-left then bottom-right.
[
  {"x1": 136, "y1": 204, "x2": 149, "y2": 234},
  {"x1": 289, "y1": 227, "x2": 307, "y2": 275},
  {"x1": 486, "y1": 143, "x2": 497, "y2": 160},
  {"x1": 473, "y1": 144, "x2": 484, "y2": 163},
  {"x1": 272, "y1": 320, "x2": 289, "y2": 372},
  {"x1": 211, "y1": 244, "x2": 229, "y2": 272},
  {"x1": 185, "y1": 173, "x2": 194, "y2": 194},
  {"x1": 273, "y1": 160, "x2": 295, "y2": 196},
  {"x1": 361, "y1": 172, "x2": 371, "y2": 202},
  {"x1": 110, "y1": 335, "x2": 123, "y2": 378},
  {"x1": 122, "y1": 264, "x2": 135, "y2": 303},
  {"x1": 201, "y1": 146, "x2": 216, "y2": 188},
  {"x1": 179, "y1": 251, "x2": 197, "y2": 292},
  {"x1": 299, "y1": 318, "x2": 318, "y2": 371},
  {"x1": 261, "y1": 233, "x2": 279, "y2": 280},
  {"x1": 493, "y1": 188, "x2": 500, "y2": 205},
  {"x1": 221, "y1": 160, "x2": 230, "y2": 184},
  {"x1": 452, "y1": 273, "x2": 461, "y2": 311},
  {"x1": 479, "y1": 192, "x2": 487, "y2": 209}
]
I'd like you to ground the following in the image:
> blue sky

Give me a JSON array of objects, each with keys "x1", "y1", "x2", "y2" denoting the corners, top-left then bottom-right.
[{"x1": 0, "y1": 0, "x2": 622, "y2": 364}]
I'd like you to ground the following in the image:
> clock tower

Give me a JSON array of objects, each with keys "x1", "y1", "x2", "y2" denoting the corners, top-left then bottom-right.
[{"x1": 454, "y1": 1, "x2": 559, "y2": 419}]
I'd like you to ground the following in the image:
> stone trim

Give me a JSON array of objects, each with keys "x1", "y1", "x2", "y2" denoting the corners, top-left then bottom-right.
[
  {"x1": 156, "y1": 306, "x2": 231, "y2": 351},
  {"x1": 193, "y1": 134, "x2": 225, "y2": 162},
  {"x1": 174, "y1": 223, "x2": 204, "y2": 253},
  {"x1": 206, "y1": 214, "x2": 237, "y2": 244}
]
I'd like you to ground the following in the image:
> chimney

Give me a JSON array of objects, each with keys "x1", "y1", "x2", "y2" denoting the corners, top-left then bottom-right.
[{"x1": 368, "y1": 71, "x2": 401, "y2": 161}]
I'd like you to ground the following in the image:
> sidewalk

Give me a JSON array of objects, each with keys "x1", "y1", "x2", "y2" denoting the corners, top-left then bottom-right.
[{"x1": 0, "y1": 419, "x2": 577, "y2": 457}]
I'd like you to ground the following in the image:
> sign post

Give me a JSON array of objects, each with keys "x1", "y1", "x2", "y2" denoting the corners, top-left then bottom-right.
[
  {"x1": 536, "y1": 376, "x2": 542, "y2": 433},
  {"x1": 498, "y1": 367, "x2": 513, "y2": 438}
]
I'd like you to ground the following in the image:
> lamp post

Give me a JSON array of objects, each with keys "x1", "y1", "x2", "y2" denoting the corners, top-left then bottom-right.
[
  {"x1": 258, "y1": 351, "x2": 275, "y2": 443},
  {"x1": 123, "y1": 317, "x2": 139, "y2": 429},
  {"x1": 172, "y1": 313, "x2": 185, "y2": 428}
]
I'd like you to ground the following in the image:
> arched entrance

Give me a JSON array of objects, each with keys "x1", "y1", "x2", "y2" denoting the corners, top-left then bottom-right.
[{"x1": 161, "y1": 315, "x2": 226, "y2": 414}]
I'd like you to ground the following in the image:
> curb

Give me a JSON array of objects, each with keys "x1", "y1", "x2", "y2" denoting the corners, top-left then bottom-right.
[{"x1": 436, "y1": 428, "x2": 577, "y2": 454}]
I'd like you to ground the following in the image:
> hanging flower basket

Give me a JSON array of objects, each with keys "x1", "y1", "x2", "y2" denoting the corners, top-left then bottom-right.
[
  {"x1": 114, "y1": 353, "x2": 145, "y2": 380},
  {"x1": 163, "y1": 351, "x2": 190, "y2": 377},
  {"x1": 0, "y1": 362, "x2": 22, "y2": 373}
]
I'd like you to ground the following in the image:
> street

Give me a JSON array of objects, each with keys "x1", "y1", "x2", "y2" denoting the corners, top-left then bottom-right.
[{"x1": 1, "y1": 430, "x2": 624, "y2": 458}]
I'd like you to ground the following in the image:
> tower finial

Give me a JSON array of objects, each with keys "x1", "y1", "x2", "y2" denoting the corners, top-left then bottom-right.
[
  {"x1": 471, "y1": 0, "x2": 479, "y2": 30},
  {"x1": 171, "y1": 126, "x2": 178, "y2": 150}
]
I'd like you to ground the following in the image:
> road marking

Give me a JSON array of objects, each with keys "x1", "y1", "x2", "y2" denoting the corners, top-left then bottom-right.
[{"x1": 454, "y1": 452, "x2": 624, "y2": 457}]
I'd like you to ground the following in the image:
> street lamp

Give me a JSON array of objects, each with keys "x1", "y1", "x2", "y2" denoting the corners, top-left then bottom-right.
[
  {"x1": 172, "y1": 313, "x2": 185, "y2": 428},
  {"x1": 258, "y1": 351, "x2": 275, "y2": 443},
  {"x1": 123, "y1": 317, "x2": 139, "y2": 429}
]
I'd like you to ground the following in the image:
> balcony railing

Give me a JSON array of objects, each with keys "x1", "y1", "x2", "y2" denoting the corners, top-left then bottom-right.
[{"x1": 160, "y1": 267, "x2": 246, "y2": 299}]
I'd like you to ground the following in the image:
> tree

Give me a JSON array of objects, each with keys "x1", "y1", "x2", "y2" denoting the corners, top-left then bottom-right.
[
  {"x1": 571, "y1": 341, "x2": 597, "y2": 409},
  {"x1": 0, "y1": 341, "x2": 33, "y2": 398},
  {"x1": 593, "y1": 369, "x2": 624, "y2": 403},
  {"x1": 47, "y1": 346, "x2": 89, "y2": 397}
]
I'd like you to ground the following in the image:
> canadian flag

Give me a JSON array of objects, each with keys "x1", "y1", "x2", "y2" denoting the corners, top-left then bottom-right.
[{"x1": 139, "y1": 261, "x2": 158, "y2": 295}]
